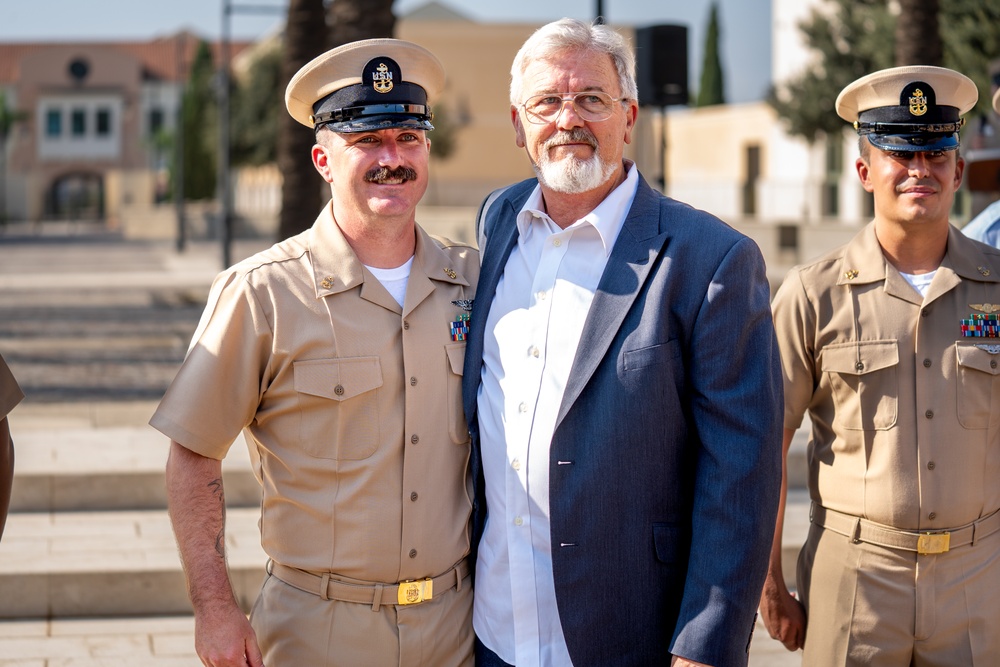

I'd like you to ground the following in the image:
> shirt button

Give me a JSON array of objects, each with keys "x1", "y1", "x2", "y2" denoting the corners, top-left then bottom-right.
[
  {"x1": 992, "y1": 360, "x2": 998, "y2": 369},
  {"x1": 403, "y1": 320, "x2": 410, "y2": 330},
  {"x1": 512, "y1": 458, "x2": 521, "y2": 471},
  {"x1": 928, "y1": 512, "x2": 937, "y2": 520},
  {"x1": 925, "y1": 410, "x2": 934, "y2": 419},
  {"x1": 927, "y1": 461, "x2": 936, "y2": 470},
  {"x1": 411, "y1": 434, "x2": 419, "y2": 444},
  {"x1": 334, "y1": 384, "x2": 345, "y2": 396},
  {"x1": 409, "y1": 549, "x2": 417, "y2": 558},
  {"x1": 553, "y1": 238, "x2": 562, "y2": 247},
  {"x1": 923, "y1": 359, "x2": 932, "y2": 368},
  {"x1": 537, "y1": 291, "x2": 547, "y2": 301},
  {"x1": 518, "y1": 402, "x2": 528, "y2": 413},
  {"x1": 410, "y1": 376, "x2": 417, "y2": 386},
  {"x1": 514, "y1": 516, "x2": 523, "y2": 526},
  {"x1": 855, "y1": 361, "x2": 864, "y2": 372},
  {"x1": 529, "y1": 346, "x2": 540, "y2": 358},
  {"x1": 410, "y1": 492, "x2": 418, "y2": 501},
  {"x1": 921, "y1": 309, "x2": 930, "y2": 318}
]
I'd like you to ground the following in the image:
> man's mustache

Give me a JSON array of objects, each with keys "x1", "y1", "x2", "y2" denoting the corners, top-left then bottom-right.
[
  {"x1": 365, "y1": 166, "x2": 418, "y2": 183},
  {"x1": 543, "y1": 128, "x2": 598, "y2": 151}
]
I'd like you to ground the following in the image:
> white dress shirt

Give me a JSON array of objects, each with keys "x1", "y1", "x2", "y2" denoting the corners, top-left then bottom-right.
[{"x1": 474, "y1": 164, "x2": 638, "y2": 666}]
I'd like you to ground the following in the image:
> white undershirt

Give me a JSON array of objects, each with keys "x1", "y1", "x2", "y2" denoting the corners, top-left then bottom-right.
[
  {"x1": 900, "y1": 268, "x2": 936, "y2": 298},
  {"x1": 365, "y1": 257, "x2": 414, "y2": 307},
  {"x1": 474, "y1": 163, "x2": 638, "y2": 667}
]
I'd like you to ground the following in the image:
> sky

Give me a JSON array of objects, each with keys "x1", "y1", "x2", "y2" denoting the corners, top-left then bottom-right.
[{"x1": 0, "y1": 0, "x2": 772, "y2": 103}]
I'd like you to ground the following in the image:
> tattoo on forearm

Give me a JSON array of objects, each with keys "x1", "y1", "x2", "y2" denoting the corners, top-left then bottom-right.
[
  {"x1": 207, "y1": 477, "x2": 225, "y2": 503},
  {"x1": 214, "y1": 528, "x2": 226, "y2": 559}
]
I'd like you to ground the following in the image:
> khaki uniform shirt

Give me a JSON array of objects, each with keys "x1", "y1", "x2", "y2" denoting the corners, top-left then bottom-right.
[
  {"x1": 773, "y1": 223, "x2": 1000, "y2": 530},
  {"x1": 0, "y1": 353, "x2": 22, "y2": 418},
  {"x1": 151, "y1": 203, "x2": 479, "y2": 582}
]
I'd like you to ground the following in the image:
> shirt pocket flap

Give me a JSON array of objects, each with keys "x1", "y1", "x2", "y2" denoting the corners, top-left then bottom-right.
[
  {"x1": 293, "y1": 357, "x2": 383, "y2": 401},
  {"x1": 821, "y1": 340, "x2": 898, "y2": 376},
  {"x1": 956, "y1": 344, "x2": 1000, "y2": 376},
  {"x1": 446, "y1": 342, "x2": 465, "y2": 376}
]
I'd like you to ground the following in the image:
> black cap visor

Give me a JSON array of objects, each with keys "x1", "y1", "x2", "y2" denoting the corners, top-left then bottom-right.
[{"x1": 867, "y1": 131, "x2": 959, "y2": 152}]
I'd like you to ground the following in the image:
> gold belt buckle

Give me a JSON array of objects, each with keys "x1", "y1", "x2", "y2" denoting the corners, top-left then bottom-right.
[
  {"x1": 917, "y1": 531, "x2": 950, "y2": 555},
  {"x1": 397, "y1": 578, "x2": 433, "y2": 605}
]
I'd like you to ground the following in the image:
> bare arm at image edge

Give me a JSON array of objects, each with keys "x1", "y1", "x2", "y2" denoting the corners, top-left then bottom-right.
[
  {"x1": 166, "y1": 440, "x2": 265, "y2": 667},
  {"x1": 0, "y1": 417, "x2": 13, "y2": 541},
  {"x1": 758, "y1": 428, "x2": 807, "y2": 651}
]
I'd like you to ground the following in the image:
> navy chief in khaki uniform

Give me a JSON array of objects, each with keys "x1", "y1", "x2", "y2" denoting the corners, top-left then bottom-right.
[
  {"x1": 761, "y1": 66, "x2": 1000, "y2": 665},
  {"x1": 152, "y1": 39, "x2": 477, "y2": 667}
]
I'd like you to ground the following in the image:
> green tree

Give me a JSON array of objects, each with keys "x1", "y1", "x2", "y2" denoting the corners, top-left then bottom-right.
[
  {"x1": 771, "y1": 0, "x2": 1000, "y2": 143},
  {"x1": 179, "y1": 40, "x2": 218, "y2": 200},
  {"x1": 0, "y1": 90, "x2": 27, "y2": 223},
  {"x1": 696, "y1": 3, "x2": 725, "y2": 107},
  {"x1": 232, "y1": 44, "x2": 283, "y2": 167}
]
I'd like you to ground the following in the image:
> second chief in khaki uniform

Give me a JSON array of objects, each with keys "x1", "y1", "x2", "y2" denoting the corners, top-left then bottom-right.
[
  {"x1": 152, "y1": 40, "x2": 477, "y2": 666},
  {"x1": 761, "y1": 66, "x2": 1000, "y2": 665}
]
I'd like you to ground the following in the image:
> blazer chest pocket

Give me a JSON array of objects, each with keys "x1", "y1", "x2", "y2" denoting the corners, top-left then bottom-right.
[
  {"x1": 955, "y1": 343, "x2": 1000, "y2": 430},
  {"x1": 293, "y1": 357, "x2": 383, "y2": 460},
  {"x1": 624, "y1": 340, "x2": 680, "y2": 372},
  {"x1": 821, "y1": 341, "x2": 898, "y2": 432}
]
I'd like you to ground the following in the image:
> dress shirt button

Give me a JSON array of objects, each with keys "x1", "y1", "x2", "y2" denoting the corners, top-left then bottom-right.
[
  {"x1": 334, "y1": 384, "x2": 345, "y2": 396},
  {"x1": 410, "y1": 492, "x2": 418, "y2": 501},
  {"x1": 409, "y1": 549, "x2": 417, "y2": 558},
  {"x1": 553, "y1": 238, "x2": 562, "y2": 247},
  {"x1": 411, "y1": 434, "x2": 420, "y2": 444},
  {"x1": 410, "y1": 376, "x2": 417, "y2": 386},
  {"x1": 536, "y1": 291, "x2": 547, "y2": 301},
  {"x1": 518, "y1": 402, "x2": 527, "y2": 413},
  {"x1": 923, "y1": 359, "x2": 932, "y2": 368},
  {"x1": 403, "y1": 320, "x2": 410, "y2": 330},
  {"x1": 855, "y1": 361, "x2": 864, "y2": 372},
  {"x1": 921, "y1": 309, "x2": 929, "y2": 318},
  {"x1": 514, "y1": 516, "x2": 523, "y2": 526},
  {"x1": 925, "y1": 410, "x2": 934, "y2": 419},
  {"x1": 927, "y1": 461, "x2": 936, "y2": 470},
  {"x1": 529, "y1": 346, "x2": 540, "y2": 358},
  {"x1": 512, "y1": 458, "x2": 521, "y2": 471},
  {"x1": 928, "y1": 512, "x2": 937, "y2": 520}
]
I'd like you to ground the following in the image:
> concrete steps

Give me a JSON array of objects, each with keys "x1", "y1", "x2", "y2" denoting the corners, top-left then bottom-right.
[{"x1": 0, "y1": 405, "x2": 266, "y2": 620}]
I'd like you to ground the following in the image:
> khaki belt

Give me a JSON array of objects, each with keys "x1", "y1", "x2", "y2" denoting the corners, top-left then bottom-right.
[
  {"x1": 268, "y1": 558, "x2": 469, "y2": 611},
  {"x1": 811, "y1": 503, "x2": 1000, "y2": 555}
]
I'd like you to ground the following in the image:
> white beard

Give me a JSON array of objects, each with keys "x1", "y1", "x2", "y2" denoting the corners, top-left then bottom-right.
[{"x1": 531, "y1": 132, "x2": 617, "y2": 194}]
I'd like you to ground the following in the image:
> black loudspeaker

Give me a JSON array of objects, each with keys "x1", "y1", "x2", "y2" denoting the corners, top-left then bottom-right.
[{"x1": 635, "y1": 24, "x2": 689, "y2": 107}]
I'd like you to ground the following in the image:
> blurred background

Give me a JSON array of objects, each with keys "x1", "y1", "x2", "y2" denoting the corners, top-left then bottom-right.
[{"x1": 0, "y1": 0, "x2": 998, "y2": 664}]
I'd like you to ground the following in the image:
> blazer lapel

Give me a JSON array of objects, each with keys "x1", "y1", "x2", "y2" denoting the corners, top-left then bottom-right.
[{"x1": 556, "y1": 177, "x2": 669, "y2": 429}]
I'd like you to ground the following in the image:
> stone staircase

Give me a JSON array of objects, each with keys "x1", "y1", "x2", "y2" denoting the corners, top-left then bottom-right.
[{"x1": 0, "y1": 402, "x2": 266, "y2": 620}]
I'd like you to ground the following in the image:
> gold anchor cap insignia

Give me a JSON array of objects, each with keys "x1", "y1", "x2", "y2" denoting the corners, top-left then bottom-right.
[
  {"x1": 372, "y1": 62, "x2": 393, "y2": 94},
  {"x1": 321, "y1": 276, "x2": 335, "y2": 289},
  {"x1": 844, "y1": 269, "x2": 859, "y2": 280},
  {"x1": 443, "y1": 268, "x2": 457, "y2": 279},
  {"x1": 909, "y1": 88, "x2": 928, "y2": 116},
  {"x1": 970, "y1": 303, "x2": 1000, "y2": 314}
]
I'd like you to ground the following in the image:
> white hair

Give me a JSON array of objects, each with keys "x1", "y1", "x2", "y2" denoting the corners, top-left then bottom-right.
[{"x1": 509, "y1": 18, "x2": 638, "y2": 106}]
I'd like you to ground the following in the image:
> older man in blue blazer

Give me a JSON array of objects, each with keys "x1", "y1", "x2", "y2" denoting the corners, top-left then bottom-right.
[{"x1": 462, "y1": 18, "x2": 783, "y2": 667}]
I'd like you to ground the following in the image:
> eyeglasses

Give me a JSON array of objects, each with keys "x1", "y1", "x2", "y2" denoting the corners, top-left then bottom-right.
[{"x1": 518, "y1": 91, "x2": 627, "y2": 124}]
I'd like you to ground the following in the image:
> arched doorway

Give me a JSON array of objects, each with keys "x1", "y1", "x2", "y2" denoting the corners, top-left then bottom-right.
[{"x1": 47, "y1": 172, "x2": 104, "y2": 220}]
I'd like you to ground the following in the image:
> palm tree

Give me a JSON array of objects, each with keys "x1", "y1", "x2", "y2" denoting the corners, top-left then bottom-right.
[
  {"x1": 896, "y1": 0, "x2": 942, "y2": 66},
  {"x1": 276, "y1": 0, "x2": 330, "y2": 240}
]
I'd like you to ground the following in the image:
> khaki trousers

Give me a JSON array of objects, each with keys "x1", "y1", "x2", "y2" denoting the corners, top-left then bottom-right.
[
  {"x1": 249, "y1": 573, "x2": 474, "y2": 666},
  {"x1": 798, "y1": 522, "x2": 1000, "y2": 666}
]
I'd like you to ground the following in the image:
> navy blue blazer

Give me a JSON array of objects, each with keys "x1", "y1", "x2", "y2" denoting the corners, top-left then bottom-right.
[{"x1": 462, "y1": 174, "x2": 783, "y2": 666}]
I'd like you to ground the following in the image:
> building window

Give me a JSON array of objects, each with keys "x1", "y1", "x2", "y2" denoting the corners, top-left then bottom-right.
[
  {"x1": 71, "y1": 108, "x2": 86, "y2": 137},
  {"x1": 46, "y1": 109, "x2": 62, "y2": 137},
  {"x1": 742, "y1": 144, "x2": 761, "y2": 217},
  {"x1": 148, "y1": 108, "x2": 164, "y2": 137},
  {"x1": 822, "y1": 137, "x2": 842, "y2": 217},
  {"x1": 96, "y1": 108, "x2": 111, "y2": 136}
]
